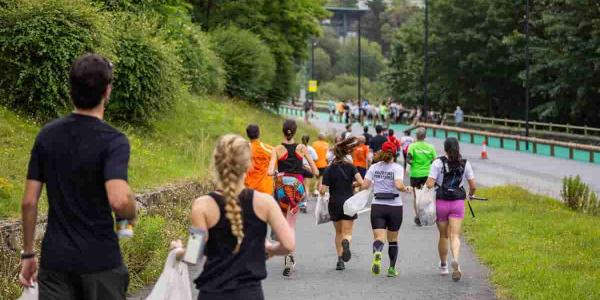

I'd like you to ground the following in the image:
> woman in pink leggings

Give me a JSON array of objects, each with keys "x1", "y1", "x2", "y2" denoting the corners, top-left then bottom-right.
[{"x1": 425, "y1": 137, "x2": 476, "y2": 282}]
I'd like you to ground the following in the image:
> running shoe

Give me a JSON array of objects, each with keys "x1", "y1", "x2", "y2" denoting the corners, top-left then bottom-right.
[
  {"x1": 414, "y1": 217, "x2": 422, "y2": 227},
  {"x1": 451, "y1": 261, "x2": 462, "y2": 282},
  {"x1": 336, "y1": 261, "x2": 345, "y2": 271},
  {"x1": 387, "y1": 266, "x2": 399, "y2": 278},
  {"x1": 341, "y1": 239, "x2": 351, "y2": 262},
  {"x1": 299, "y1": 202, "x2": 307, "y2": 213},
  {"x1": 371, "y1": 251, "x2": 382, "y2": 275},
  {"x1": 439, "y1": 262, "x2": 449, "y2": 275},
  {"x1": 283, "y1": 255, "x2": 296, "y2": 277}
]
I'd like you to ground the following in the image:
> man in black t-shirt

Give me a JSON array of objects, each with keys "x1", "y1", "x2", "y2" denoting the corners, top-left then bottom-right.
[
  {"x1": 19, "y1": 53, "x2": 136, "y2": 300},
  {"x1": 369, "y1": 125, "x2": 387, "y2": 153}
]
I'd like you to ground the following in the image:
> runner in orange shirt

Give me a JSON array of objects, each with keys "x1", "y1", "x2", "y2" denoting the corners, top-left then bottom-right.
[
  {"x1": 352, "y1": 136, "x2": 370, "y2": 178},
  {"x1": 244, "y1": 124, "x2": 274, "y2": 195},
  {"x1": 312, "y1": 133, "x2": 330, "y2": 195}
]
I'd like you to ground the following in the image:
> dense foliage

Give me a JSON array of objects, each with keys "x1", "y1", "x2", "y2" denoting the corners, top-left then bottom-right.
[
  {"x1": 212, "y1": 26, "x2": 276, "y2": 103},
  {"x1": 0, "y1": 0, "x2": 111, "y2": 119},
  {"x1": 192, "y1": 0, "x2": 330, "y2": 104},
  {"x1": 387, "y1": 0, "x2": 600, "y2": 127},
  {"x1": 108, "y1": 14, "x2": 183, "y2": 124}
]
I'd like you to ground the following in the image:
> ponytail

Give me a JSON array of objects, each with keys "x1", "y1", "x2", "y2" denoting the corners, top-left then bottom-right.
[{"x1": 443, "y1": 137, "x2": 461, "y2": 166}]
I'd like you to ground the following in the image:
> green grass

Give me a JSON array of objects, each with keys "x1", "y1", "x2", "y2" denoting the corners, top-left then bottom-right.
[
  {"x1": 464, "y1": 186, "x2": 600, "y2": 300},
  {"x1": 0, "y1": 94, "x2": 317, "y2": 218}
]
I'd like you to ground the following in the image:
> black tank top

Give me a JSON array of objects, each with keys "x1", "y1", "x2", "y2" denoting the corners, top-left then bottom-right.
[
  {"x1": 194, "y1": 189, "x2": 267, "y2": 293},
  {"x1": 277, "y1": 143, "x2": 304, "y2": 174}
]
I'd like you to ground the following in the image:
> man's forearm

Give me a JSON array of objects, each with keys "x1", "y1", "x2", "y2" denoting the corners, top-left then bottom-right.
[
  {"x1": 117, "y1": 192, "x2": 137, "y2": 220},
  {"x1": 22, "y1": 203, "x2": 37, "y2": 253}
]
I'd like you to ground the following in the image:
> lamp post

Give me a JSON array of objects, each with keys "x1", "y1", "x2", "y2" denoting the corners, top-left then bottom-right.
[
  {"x1": 423, "y1": 0, "x2": 429, "y2": 115},
  {"x1": 358, "y1": 14, "x2": 362, "y2": 103},
  {"x1": 311, "y1": 39, "x2": 316, "y2": 102},
  {"x1": 525, "y1": 0, "x2": 531, "y2": 150}
]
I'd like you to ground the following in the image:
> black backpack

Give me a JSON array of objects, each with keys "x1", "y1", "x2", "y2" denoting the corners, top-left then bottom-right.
[{"x1": 436, "y1": 157, "x2": 467, "y2": 200}]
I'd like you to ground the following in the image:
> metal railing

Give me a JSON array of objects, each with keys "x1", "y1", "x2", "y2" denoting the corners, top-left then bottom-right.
[
  {"x1": 416, "y1": 123, "x2": 600, "y2": 163},
  {"x1": 445, "y1": 113, "x2": 600, "y2": 136}
]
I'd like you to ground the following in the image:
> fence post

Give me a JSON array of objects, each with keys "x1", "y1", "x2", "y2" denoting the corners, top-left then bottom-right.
[
  {"x1": 484, "y1": 135, "x2": 489, "y2": 145},
  {"x1": 549, "y1": 122, "x2": 553, "y2": 132},
  {"x1": 516, "y1": 139, "x2": 521, "y2": 151},
  {"x1": 457, "y1": 132, "x2": 461, "y2": 141},
  {"x1": 444, "y1": 130, "x2": 448, "y2": 138},
  {"x1": 589, "y1": 151, "x2": 594, "y2": 163},
  {"x1": 500, "y1": 137, "x2": 504, "y2": 148},
  {"x1": 550, "y1": 144, "x2": 555, "y2": 157},
  {"x1": 584, "y1": 126, "x2": 588, "y2": 136},
  {"x1": 433, "y1": 128, "x2": 437, "y2": 137},
  {"x1": 533, "y1": 143, "x2": 537, "y2": 154},
  {"x1": 569, "y1": 147, "x2": 574, "y2": 160},
  {"x1": 470, "y1": 133, "x2": 474, "y2": 143},
  {"x1": 566, "y1": 124, "x2": 570, "y2": 134}
]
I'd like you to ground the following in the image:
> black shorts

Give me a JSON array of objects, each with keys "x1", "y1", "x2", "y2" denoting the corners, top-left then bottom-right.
[
  {"x1": 39, "y1": 265, "x2": 129, "y2": 300},
  {"x1": 410, "y1": 176, "x2": 428, "y2": 188},
  {"x1": 357, "y1": 167, "x2": 367, "y2": 178},
  {"x1": 370, "y1": 204, "x2": 403, "y2": 231},
  {"x1": 200, "y1": 285, "x2": 264, "y2": 300},
  {"x1": 329, "y1": 197, "x2": 358, "y2": 222},
  {"x1": 317, "y1": 167, "x2": 327, "y2": 177}
]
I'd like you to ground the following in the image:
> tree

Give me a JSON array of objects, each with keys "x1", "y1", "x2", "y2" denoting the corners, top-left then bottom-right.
[
  {"x1": 313, "y1": 47, "x2": 334, "y2": 81},
  {"x1": 335, "y1": 37, "x2": 386, "y2": 80},
  {"x1": 192, "y1": 0, "x2": 329, "y2": 104}
]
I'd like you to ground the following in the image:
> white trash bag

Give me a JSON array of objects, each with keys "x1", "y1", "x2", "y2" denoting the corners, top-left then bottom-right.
[
  {"x1": 315, "y1": 193, "x2": 330, "y2": 225},
  {"x1": 17, "y1": 284, "x2": 38, "y2": 300},
  {"x1": 146, "y1": 249, "x2": 193, "y2": 300},
  {"x1": 343, "y1": 189, "x2": 373, "y2": 216},
  {"x1": 415, "y1": 187, "x2": 436, "y2": 226}
]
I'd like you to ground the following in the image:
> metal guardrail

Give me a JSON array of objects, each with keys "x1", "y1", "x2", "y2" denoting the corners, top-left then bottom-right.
[
  {"x1": 444, "y1": 113, "x2": 600, "y2": 136},
  {"x1": 416, "y1": 123, "x2": 600, "y2": 163}
]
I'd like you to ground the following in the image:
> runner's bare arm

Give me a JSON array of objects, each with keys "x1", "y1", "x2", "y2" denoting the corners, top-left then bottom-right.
[
  {"x1": 425, "y1": 177, "x2": 436, "y2": 189},
  {"x1": 267, "y1": 147, "x2": 278, "y2": 176},
  {"x1": 394, "y1": 179, "x2": 411, "y2": 192},
  {"x1": 20, "y1": 179, "x2": 42, "y2": 286},
  {"x1": 299, "y1": 144, "x2": 319, "y2": 176},
  {"x1": 106, "y1": 179, "x2": 136, "y2": 220},
  {"x1": 362, "y1": 178, "x2": 372, "y2": 190},
  {"x1": 354, "y1": 173, "x2": 364, "y2": 189},
  {"x1": 21, "y1": 180, "x2": 42, "y2": 254},
  {"x1": 467, "y1": 179, "x2": 476, "y2": 196}
]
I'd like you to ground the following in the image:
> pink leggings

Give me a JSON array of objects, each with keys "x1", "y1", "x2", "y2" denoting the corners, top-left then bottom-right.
[{"x1": 436, "y1": 199, "x2": 465, "y2": 222}]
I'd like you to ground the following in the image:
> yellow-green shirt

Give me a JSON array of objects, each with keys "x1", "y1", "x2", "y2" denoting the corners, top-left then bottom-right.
[{"x1": 408, "y1": 141, "x2": 437, "y2": 178}]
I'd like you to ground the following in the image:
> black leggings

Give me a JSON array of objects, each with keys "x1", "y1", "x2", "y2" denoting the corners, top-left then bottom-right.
[{"x1": 370, "y1": 204, "x2": 403, "y2": 231}]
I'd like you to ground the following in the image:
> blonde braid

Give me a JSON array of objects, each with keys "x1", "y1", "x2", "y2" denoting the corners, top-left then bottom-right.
[{"x1": 213, "y1": 134, "x2": 251, "y2": 253}]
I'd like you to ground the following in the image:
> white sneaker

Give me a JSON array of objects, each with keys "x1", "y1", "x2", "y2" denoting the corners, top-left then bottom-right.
[{"x1": 439, "y1": 262, "x2": 449, "y2": 275}]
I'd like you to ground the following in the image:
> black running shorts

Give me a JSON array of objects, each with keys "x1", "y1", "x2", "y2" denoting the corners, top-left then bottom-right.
[
  {"x1": 410, "y1": 176, "x2": 428, "y2": 188},
  {"x1": 38, "y1": 265, "x2": 129, "y2": 300},
  {"x1": 370, "y1": 204, "x2": 403, "y2": 231}
]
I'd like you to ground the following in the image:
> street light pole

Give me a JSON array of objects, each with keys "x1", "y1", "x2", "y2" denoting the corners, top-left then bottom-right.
[
  {"x1": 525, "y1": 0, "x2": 530, "y2": 150},
  {"x1": 358, "y1": 15, "x2": 362, "y2": 103},
  {"x1": 423, "y1": 0, "x2": 429, "y2": 114},
  {"x1": 311, "y1": 39, "x2": 315, "y2": 102}
]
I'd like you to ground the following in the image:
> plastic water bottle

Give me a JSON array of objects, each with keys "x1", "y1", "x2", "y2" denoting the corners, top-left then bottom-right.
[{"x1": 116, "y1": 218, "x2": 134, "y2": 238}]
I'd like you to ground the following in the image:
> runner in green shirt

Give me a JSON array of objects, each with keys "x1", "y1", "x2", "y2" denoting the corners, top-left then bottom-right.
[{"x1": 407, "y1": 127, "x2": 437, "y2": 226}]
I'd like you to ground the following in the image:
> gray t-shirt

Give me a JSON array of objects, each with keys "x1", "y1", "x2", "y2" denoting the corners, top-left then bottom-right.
[
  {"x1": 365, "y1": 162, "x2": 404, "y2": 206},
  {"x1": 428, "y1": 157, "x2": 474, "y2": 187}
]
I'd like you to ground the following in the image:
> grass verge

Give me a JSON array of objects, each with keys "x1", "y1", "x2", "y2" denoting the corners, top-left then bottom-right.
[
  {"x1": 464, "y1": 186, "x2": 600, "y2": 300},
  {"x1": 0, "y1": 94, "x2": 317, "y2": 218}
]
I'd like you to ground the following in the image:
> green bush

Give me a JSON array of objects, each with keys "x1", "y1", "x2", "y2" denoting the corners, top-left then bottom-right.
[
  {"x1": 561, "y1": 175, "x2": 600, "y2": 215},
  {"x1": 177, "y1": 25, "x2": 225, "y2": 95},
  {"x1": 211, "y1": 26, "x2": 276, "y2": 104},
  {"x1": 107, "y1": 14, "x2": 183, "y2": 124},
  {"x1": 0, "y1": 0, "x2": 111, "y2": 120}
]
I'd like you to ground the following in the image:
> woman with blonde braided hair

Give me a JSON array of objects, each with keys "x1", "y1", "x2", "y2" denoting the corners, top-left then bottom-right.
[
  {"x1": 320, "y1": 137, "x2": 364, "y2": 271},
  {"x1": 183, "y1": 134, "x2": 294, "y2": 300}
]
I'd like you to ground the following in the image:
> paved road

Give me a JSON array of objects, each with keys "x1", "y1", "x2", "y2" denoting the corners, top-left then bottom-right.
[{"x1": 307, "y1": 117, "x2": 600, "y2": 198}]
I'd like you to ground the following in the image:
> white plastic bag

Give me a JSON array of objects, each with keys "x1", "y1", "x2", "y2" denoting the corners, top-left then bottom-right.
[
  {"x1": 315, "y1": 193, "x2": 330, "y2": 225},
  {"x1": 17, "y1": 284, "x2": 38, "y2": 300},
  {"x1": 146, "y1": 249, "x2": 193, "y2": 300},
  {"x1": 415, "y1": 187, "x2": 436, "y2": 226},
  {"x1": 343, "y1": 189, "x2": 373, "y2": 216}
]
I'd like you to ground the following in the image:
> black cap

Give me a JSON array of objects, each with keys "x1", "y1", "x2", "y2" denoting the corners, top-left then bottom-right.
[{"x1": 375, "y1": 125, "x2": 383, "y2": 134}]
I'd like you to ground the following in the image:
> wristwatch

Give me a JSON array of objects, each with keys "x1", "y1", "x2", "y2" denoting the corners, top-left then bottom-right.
[{"x1": 20, "y1": 250, "x2": 35, "y2": 260}]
